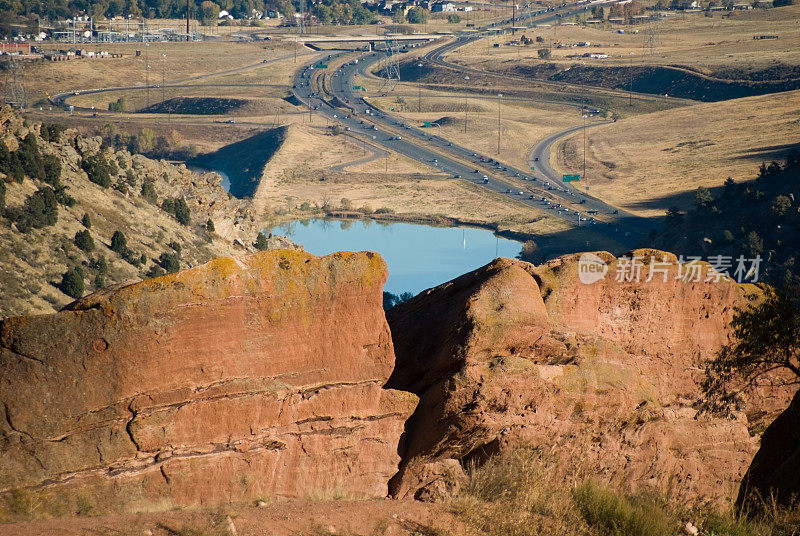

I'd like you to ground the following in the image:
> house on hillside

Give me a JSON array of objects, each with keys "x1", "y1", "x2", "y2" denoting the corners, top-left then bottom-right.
[{"x1": 431, "y1": 2, "x2": 457, "y2": 11}]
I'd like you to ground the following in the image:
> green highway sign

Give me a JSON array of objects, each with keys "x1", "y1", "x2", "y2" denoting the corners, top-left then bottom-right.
[
  {"x1": 316, "y1": 64, "x2": 328, "y2": 69},
  {"x1": 530, "y1": 166, "x2": 535, "y2": 170},
  {"x1": 423, "y1": 121, "x2": 432, "y2": 127},
  {"x1": 563, "y1": 174, "x2": 581, "y2": 182},
  {"x1": 353, "y1": 85, "x2": 361, "y2": 90}
]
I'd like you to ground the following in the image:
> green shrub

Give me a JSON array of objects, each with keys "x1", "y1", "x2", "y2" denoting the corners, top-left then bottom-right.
[
  {"x1": 110, "y1": 230, "x2": 128, "y2": 255},
  {"x1": 145, "y1": 264, "x2": 166, "y2": 278},
  {"x1": 107, "y1": 97, "x2": 126, "y2": 113},
  {"x1": 162, "y1": 197, "x2": 191, "y2": 225},
  {"x1": 17, "y1": 134, "x2": 45, "y2": 181},
  {"x1": 572, "y1": 481, "x2": 676, "y2": 536},
  {"x1": 59, "y1": 266, "x2": 85, "y2": 299},
  {"x1": 0, "y1": 141, "x2": 25, "y2": 183},
  {"x1": 54, "y1": 185, "x2": 75, "y2": 207},
  {"x1": 206, "y1": 218, "x2": 215, "y2": 233},
  {"x1": 0, "y1": 179, "x2": 5, "y2": 213},
  {"x1": 82, "y1": 213, "x2": 92, "y2": 228},
  {"x1": 254, "y1": 232, "x2": 269, "y2": 251},
  {"x1": 158, "y1": 251, "x2": 180, "y2": 273},
  {"x1": 81, "y1": 154, "x2": 112, "y2": 188},
  {"x1": 141, "y1": 176, "x2": 157, "y2": 203},
  {"x1": 12, "y1": 187, "x2": 59, "y2": 232},
  {"x1": 42, "y1": 153, "x2": 62, "y2": 187},
  {"x1": 90, "y1": 255, "x2": 108, "y2": 275},
  {"x1": 74, "y1": 229, "x2": 95, "y2": 253},
  {"x1": 40, "y1": 123, "x2": 66, "y2": 143}
]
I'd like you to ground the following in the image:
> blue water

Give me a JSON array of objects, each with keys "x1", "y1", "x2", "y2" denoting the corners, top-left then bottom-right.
[{"x1": 268, "y1": 218, "x2": 523, "y2": 295}]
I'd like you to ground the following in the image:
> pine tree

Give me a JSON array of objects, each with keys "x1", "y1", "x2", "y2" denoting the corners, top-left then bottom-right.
[
  {"x1": 110, "y1": 230, "x2": 128, "y2": 255},
  {"x1": 59, "y1": 266, "x2": 85, "y2": 299},
  {"x1": 74, "y1": 229, "x2": 95, "y2": 253}
]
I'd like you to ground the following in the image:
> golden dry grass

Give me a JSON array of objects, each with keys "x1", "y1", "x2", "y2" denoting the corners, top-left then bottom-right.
[
  {"x1": 450, "y1": 4, "x2": 800, "y2": 72},
  {"x1": 24, "y1": 40, "x2": 303, "y2": 105},
  {"x1": 553, "y1": 89, "x2": 800, "y2": 217},
  {"x1": 368, "y1": 87, "x2": 591, "y2": 171}
]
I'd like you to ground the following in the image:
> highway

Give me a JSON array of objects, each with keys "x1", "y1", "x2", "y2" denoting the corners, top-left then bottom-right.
[
  {"x1": 291, "y1": 4, "x2": 660, "y2": 247},
  {"x1": 50, "y1": 50, "x2": 318, "y2": 108}
]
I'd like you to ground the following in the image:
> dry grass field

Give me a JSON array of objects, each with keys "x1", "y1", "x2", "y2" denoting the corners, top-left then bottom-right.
[
  {"x1": 22, "y1": 40, "x2": 305, "y2": 106},
  {"x1": 450, "y1": 4, "x2": 800, "y2": 73},
  {"x1": 554, "y1": 89, "x2": 800, "y2": 217},
  {"x1": 368, "y1": 86, "x2": 594, "y2": 170}
]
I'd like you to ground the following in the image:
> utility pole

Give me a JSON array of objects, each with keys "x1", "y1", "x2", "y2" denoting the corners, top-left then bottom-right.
[
  {"x1": 145, "y1": 42, "x2": 150, "y2": 108},
  {"x1": 462, "y1": 76, "x2": 470, "y2": 133},
  {"x1": 161, "y1": 53, "x2": 166, "y2": 103},
  {"x1": 417, "y1": 62, "x2": 423, "y2": 113},
  {"x1": 186, "y1": 0, "x2": 190, "y2": 41},
  {"x1": 583, "y1": 113, "x2": 587, "y2": 191},
  {"x1": 628, "y1": 52, "x2": 634, "y2": 106},
  {"x1": 496, "y1": 92, "x2": 502, "y2": 155},
  {"x1": 512, "y1": 3, "x2": 516, "y2": 34}
]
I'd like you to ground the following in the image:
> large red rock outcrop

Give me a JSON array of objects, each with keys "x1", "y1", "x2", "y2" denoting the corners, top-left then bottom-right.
[
  {"x1": 0, "y1": 250, "x2": 416, "y2": 514},
  {"x1": 386, "y1": 251, "x2": 793, "y2": 505}
]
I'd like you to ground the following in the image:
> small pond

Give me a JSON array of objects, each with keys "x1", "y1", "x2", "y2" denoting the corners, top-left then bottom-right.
[{"x1": 268, "y1": 218, "x2": 523, "y2": 296}]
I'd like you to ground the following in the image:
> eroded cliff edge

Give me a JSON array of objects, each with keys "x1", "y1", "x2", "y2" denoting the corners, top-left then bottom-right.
[
  {"x1": 386, "y1": 251, "x2": 794, "y2": 506},
  {"x1": 0, "y1": 249, "x2": 417, "y2": 512}
]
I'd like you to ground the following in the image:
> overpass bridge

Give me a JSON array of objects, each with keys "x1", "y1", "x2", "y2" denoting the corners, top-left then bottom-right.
[{"x1": 285, "y1": 33, "x2": 447, "y2": 50}]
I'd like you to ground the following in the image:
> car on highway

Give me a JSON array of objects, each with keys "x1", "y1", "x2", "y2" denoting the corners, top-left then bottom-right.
[{"x1": 505, "y1": 188, "x2": 512, "y2": 193}]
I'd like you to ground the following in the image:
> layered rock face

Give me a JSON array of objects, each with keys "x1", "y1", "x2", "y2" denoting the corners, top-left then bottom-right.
[
  {"x1": 387, "y1": 251, "x2": 793, "y2": 505},
  {"x1": 0, "y1": 250, "x2": 416, "y2": 512}
]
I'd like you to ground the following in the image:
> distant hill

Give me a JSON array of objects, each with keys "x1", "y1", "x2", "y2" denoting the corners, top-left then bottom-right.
[{"x1": 0, "y1": 106, "x2": 293, "y2": 317}]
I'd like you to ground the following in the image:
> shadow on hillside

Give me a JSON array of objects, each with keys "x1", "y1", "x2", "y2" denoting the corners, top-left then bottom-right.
[
  {"x1": 622, "y1": 183, "x2": 731, "y2": 214},
  {"x1": 733, "y1": 142, "x2": 800, "y2": 162},
  {"x1": 191, "y1": 127, "x2": 288, "y2": 198}
]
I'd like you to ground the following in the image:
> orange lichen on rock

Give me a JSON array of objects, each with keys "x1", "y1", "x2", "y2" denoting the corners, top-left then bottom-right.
[{"x1": 0, "y1": 249, "x2": 414, "y2": 512}]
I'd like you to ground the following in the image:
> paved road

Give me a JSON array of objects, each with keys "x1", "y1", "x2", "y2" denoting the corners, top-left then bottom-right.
[
  {"x1": 292, "y1": 5, "x2": 660, "y2": 247},
  {"x1": 50, "y1": 51, "x2": 318, "y2": 108}
]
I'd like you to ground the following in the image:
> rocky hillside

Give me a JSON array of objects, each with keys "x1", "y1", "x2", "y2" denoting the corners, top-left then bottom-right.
[
  {"x1": 386, "y1": 251, "x2": 795, "y2": 506},
  {"x1": 0, "y1": 106, "x2": 293, "y2": 317},
  {"x1": 0, "y1": 249, "x2": 416, "y2": 515}
]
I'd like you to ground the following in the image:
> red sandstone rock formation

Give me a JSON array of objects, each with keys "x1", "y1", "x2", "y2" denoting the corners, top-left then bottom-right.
[
  {"x1": 386, "y1": 251, "x2": 793, "y2": 505},
  {"x1": 0, "y1": 250, "x2": 416, "y2": 513}
]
